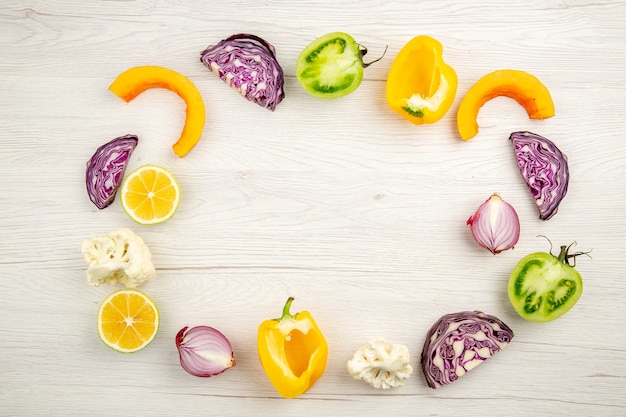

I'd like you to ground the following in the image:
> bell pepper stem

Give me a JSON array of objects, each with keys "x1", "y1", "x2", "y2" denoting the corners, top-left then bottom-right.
[{"x1": 275, "y1": 297, "x2": 296, "y2": 321}]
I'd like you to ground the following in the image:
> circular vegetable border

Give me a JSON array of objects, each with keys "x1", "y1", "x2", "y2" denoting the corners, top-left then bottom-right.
[{"x1": 82, "y1": 32, "x2": 588, "y2": 396}]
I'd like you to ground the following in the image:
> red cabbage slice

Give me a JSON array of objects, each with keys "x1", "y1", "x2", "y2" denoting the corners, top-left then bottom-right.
[
  {"x1": 85, "y1": 134, "x2": 138, "y2": 209},
  {"x1": 421, "y1": 311, "x2": 514, "y2": 389},
  {"x1": 200, "y1": 34, "x2": 285, "y2": 111},
  {"x1": 510, "y1": 131, "x2": 569, "y2": 220}
]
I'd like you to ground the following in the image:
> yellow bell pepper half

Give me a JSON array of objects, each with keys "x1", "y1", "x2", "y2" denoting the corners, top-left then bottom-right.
[
  {"x1": 257, "y1": 297, "x2": 328, "y2": 399},
  {"x1": 386, "y1": 35, "x2": 458, "y2": 125}
]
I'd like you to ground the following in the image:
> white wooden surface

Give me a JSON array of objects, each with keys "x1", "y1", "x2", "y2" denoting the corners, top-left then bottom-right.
[{"x1": 1, "y1": 0, "x2": 625, "y2": 415}]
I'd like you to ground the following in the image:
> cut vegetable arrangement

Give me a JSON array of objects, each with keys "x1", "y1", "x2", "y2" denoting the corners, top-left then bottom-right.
[
  {"x1": 176, "y1": 325, "x2": 236, "y2": 377},
  {"x1": 386, "y1": 35, "x2": 457, "y2": 125},
  {"x1": 467, "y1": 193, "x2": 520, "y2": 255},
  {"x1": 82, "y1": 228, "x2": 155, "y2": 288},
  {"x1": 97, "y1": 289, "x2": 160, "y2": 353},
  {"x1": 508, "y1": 242, "x2": 585, "y2": 322},
  {"x1": 457, "y1": 69, "x2": 555, "y2": 140},
  {"x1": 85, "y1": 134, "x2": 138, "y2": 209},
  {"x1": 257, "y1": 297, "x2": 328, "y2": 398},
  {"x1": 421, "y1": 311, "x2": 514, "y2": 389},
  {"x1": 510, "y1": 131, "x2": 569, "y2": 220},
  {"x1": 296, "y1": 32, "x2": 384, "y2": 99},
  {"x1": 83, "y1": 32, "x2": 587, "y2": 394},
  {"x1": 109, "y1": 65, "x2": 206, "y2": 157},
  {"x1": 120, "y1": 164, "x2": 180, "y2": 225},
  {"x1": 347, "y1": 338, "x2": 413, "y2": 389},
  {"x1": 200, "y1": 34, "x2": 285, "y2": 111}
]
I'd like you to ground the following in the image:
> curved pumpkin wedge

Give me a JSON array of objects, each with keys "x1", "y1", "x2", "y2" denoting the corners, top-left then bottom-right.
[
  {"x1": 109, "y1": 66, "x2": 206, "y2": 157},
  {"x1": 457, "y1": 69, "x2": 554, "y2": 140}
]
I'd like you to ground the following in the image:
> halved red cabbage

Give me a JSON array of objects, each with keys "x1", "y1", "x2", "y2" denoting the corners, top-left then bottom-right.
[
  {"x1": 200, "y1": 34, "x2": 285, "y2": 111},
  {"x1": 510, "y1": 131, "x2": 569, "y2": 220},
  {"x1": 421, "y1": 311, "x2": 514, "y2": 389},
  {"x1": 85, "y1": 134, "x2": 138, "y2": 209}
]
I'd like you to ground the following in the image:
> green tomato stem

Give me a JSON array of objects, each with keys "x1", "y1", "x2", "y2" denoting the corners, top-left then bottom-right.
[
  {"x1": 557, "y1": 242, "x2": 592, "y2": 267},
  {"x1": 557, "y1": 245, "x2": 569, "y2": 265},
  {"x1": 362, "y1": 45, "x2": 388, "y2": 68}
]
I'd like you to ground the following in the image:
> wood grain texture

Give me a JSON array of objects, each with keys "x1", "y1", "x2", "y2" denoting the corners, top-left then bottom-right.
[{"x1": 1, "y1": 0, "x2": 626, "y2": 415}]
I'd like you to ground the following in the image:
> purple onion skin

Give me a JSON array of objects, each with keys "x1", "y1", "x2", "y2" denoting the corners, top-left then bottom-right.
[
  {"x1": 467, "y1": 193, "x2": 520, "y2": 255},
  {"x1": 200, "y1": 34, "x2": 285, "y2": 111},
  {"x1": 176, "y1": 325, "x2": 236, "y2": 378},
  {"x1": 421, "y1": 311, "x2": 514, "y2": 389},
  {"x1": 85, "y1": 134, "x2": 138, "y2": 209},
  {"x1": 510, "y1": 131, "x2": 569, "y2": 220}
]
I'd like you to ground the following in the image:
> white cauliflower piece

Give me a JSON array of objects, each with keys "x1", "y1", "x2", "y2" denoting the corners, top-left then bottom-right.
[
  {"x1": 347, "y1": 338, "x2": 413, "y2": 389},
  {"x1": 81, "y1": 228, "x2": 155, "y2": 288}
]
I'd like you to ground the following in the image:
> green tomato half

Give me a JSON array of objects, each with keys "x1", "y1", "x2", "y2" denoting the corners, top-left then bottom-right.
[
  {"x1": 508, "y1": 246, "x2": 583, "y2": 322},
  {"x1": 296, "y1": 32, "x2": 364, "y2": 99}
]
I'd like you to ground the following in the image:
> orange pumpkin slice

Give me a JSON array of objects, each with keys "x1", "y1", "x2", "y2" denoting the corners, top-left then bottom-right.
[
  {"x1": 109, "y1": 66, "x2": 206, "y2": 157},
  {"x1": 457, "y1": 69, "x2": 555, "y2": 140}
]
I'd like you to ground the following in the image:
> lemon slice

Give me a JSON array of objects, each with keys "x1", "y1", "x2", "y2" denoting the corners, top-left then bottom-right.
[
  {"x1": 120, "y1": 164, "x2": 180, "y2": 225},
  {"x1": 97, "y1": 289, "x2": 160, "y2": 353}
]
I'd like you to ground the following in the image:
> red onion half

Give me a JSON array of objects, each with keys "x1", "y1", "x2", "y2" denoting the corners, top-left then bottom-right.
[
  {"x1": 467, "y1": 193, "x2": 520, "y2": 255},
  {"x1": 510, "y1": 131, "x2": 569, "y2": 220},
  {"x1": 175, "y1": 326, "x2": 236, "y2": 377}
]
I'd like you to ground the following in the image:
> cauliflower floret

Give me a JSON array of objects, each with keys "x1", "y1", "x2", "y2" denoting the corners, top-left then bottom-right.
[
  {"x1": 347, "y1": 338, "x2": 413, "y2": 389},
  {"x1": 81, "y1": 228, "x2": 155, "y2": 288}
]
